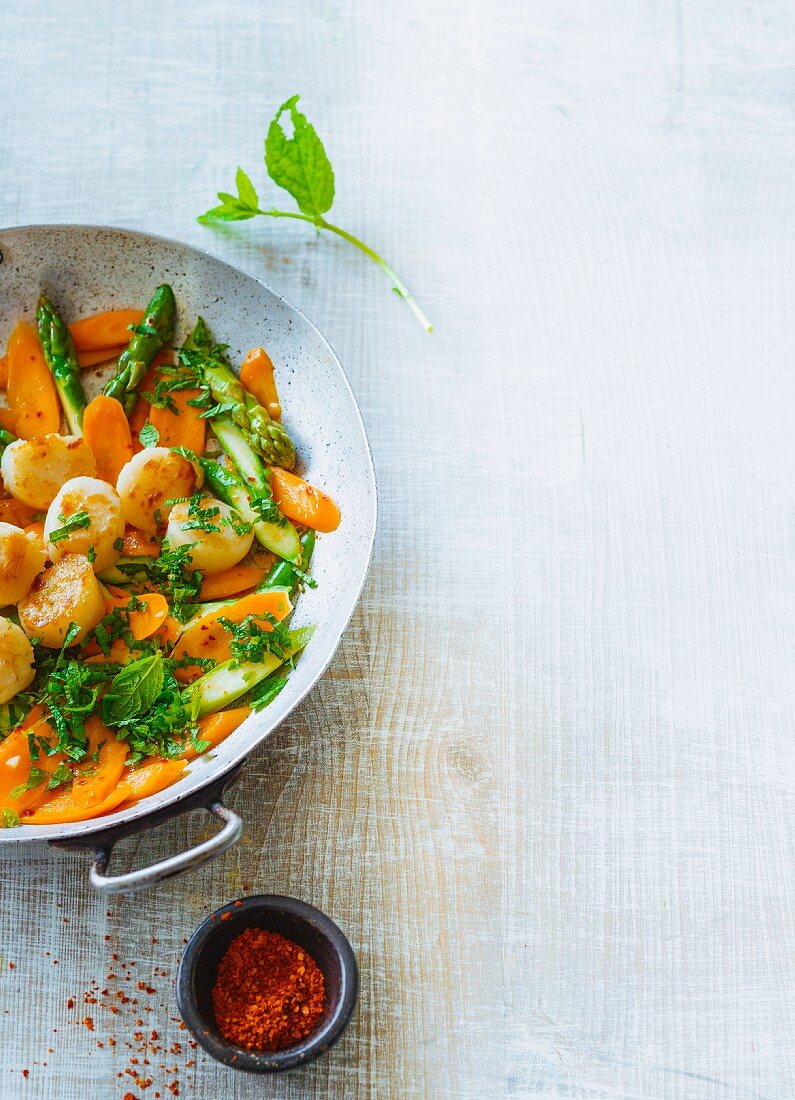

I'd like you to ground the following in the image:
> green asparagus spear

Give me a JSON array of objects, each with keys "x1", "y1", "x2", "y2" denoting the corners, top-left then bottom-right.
[
  {"x1": 103, "y1": 284, "x2": 176, "y2": 414},
  {"x1": 185, "y1": 317, "x2": 296, "y2": 469},
  {"x1": 36, "y1": 297, "x2": 88, "y2": 433},
  {"x1": 259, "y1": 530, "x2": 315, "y2": 595},
  {"x1": 183, "y1": 625, "x2": 315, "y2": 716},
  {"x1": 200, "y1": 454, "x2": 301, "y2": 562}
]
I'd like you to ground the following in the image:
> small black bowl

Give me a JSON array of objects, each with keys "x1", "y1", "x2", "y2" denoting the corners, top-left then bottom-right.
[{"x1": 176, "y1": 895, "x2": 358, "y2": 1073}]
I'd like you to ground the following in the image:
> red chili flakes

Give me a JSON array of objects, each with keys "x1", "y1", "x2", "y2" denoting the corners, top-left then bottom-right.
[
  {"x1": 66, "y1": 998, "x2": 75, "y2": 1010},
  {"x1": 83, "y1": 1017, "x2": 94, "y2": 1032},
  {"x1": 212, "y1": 928, "x2": 326, "y2": 1051}
]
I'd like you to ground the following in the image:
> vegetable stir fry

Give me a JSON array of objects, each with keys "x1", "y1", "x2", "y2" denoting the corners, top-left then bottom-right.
[{"x1": 0, "y1": 289, "x2": 339, "y2": 826}]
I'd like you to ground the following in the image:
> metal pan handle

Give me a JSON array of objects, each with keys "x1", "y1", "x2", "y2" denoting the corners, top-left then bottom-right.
[
  {"x1": 52, "y1": 762, "x2": 246, "y2": 895},
  {"x1": 90, "y1": 801, "x2": 243, "y2": 895}
]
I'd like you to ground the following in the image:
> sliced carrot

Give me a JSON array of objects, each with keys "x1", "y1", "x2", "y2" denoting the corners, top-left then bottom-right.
[
  {"x1": 149, "y1": 382, "x2": 206, "y2": 452},
  {"x1": 0, "y1": 709, "x2": 67, "y2": 817},
  {"x1": 77, "y1": 345, "x2": 125, "y2": 370},
  {"x1": 25, "y1": 717, "x2": 128, "y2": 824},
  {"x1": 0, "y1": 498, "x2": 40, "y2": 526},
  {"x1": 179, "y1": 708, "x2": 252, "y2": 761},
  {"x1": 68, "y1": 309, "x2": 143, "y2": 352},
  {"x1": 172, "y1": 590, "x2": 292, "y2": 682},
  {"x1": 84, "y1": 640, "x2": 131, "y2": 664},
  {"x1": 155, "y1": 614, "x2": 182, "y2": 648},
  {"x1": 0, "y1": 406, "x2": 16, "y2": 434},
  {"x1": 128, "y1": 364, "x2": 158, "y2": 450},
  {"x1": 6, "y1": 321, "x2": 61, "y2": 439},
  {"x1": 128, "y1": 351, "x2": 171, "y2": 451},
  {"x1": 128, "y1": 593, "x2": 169, "y2": 640},
  {"x1": 240, "y1": 346, "x2": 282, "y2": 420},
  {"x1": 199, "y1": 564, "x2": 266, "y2": 601},
  {"x1": 0, "y1": 355, "x2": 7, "y2": 388},
  {"x1": 88, "y1": 757, "x2": 188, "y2": 817},
  {"x1": 103, "y1": 586, "x2": 169, "y2": 641},
  {"x1": 270, "y1": 467, "x2": 341, "y2": 532},
  {"x1": 83, "y1": 394, "x2": 135, "y2": 485},
  {"x1": 122, "y1": 525, "x2": 160, "y2": 557}
]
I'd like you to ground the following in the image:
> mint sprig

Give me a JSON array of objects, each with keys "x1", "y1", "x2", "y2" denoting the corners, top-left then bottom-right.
[{"x1": 199, "y1": 94, "x2": 432, "y2": 332}]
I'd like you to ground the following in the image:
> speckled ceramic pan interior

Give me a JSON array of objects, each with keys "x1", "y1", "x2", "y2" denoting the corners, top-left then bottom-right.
[{"x1": 0, "y1": 224, "x2": 377, "y2": 843}]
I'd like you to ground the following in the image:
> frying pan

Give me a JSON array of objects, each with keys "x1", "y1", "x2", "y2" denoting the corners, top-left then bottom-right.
[{"x1": 0, "y1": 225, "x2": 376, "y2": 893}]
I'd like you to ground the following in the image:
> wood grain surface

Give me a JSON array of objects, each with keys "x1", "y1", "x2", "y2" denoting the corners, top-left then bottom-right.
[{"x1": 0, "y1": 1, "x2": 793, "y2": 1097}]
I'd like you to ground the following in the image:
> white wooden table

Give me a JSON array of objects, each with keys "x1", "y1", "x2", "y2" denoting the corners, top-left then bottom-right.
[{"x1": 1, "y1": 1, "x2": 793, "y2": 1097}]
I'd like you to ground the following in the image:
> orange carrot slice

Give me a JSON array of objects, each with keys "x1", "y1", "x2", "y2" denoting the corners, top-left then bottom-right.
[
  {"x1": 25, "y1": 717, "x2": 128, "y2": 824},
  {"x1": 77, "y1": 345, "x2": 125, "y2": 370},
  {"x1": 103, "y1": 587, "x2": 169, "y2": 641},
  {"x1": 155, "y1": 614, "x2": 182, "y2": 648},
  {"x1": 0, "y1": 709, "x2": 67, "y2": 817},
  {"x1": 179, "y1": 708, "x2": 252, "y2": 761},
  {"x1": 270, "y1": 468, "x2": 341, "y2": 532},
  {"x1": 0, "y1": 498, "x2": 40, "y2": 527},
  {"x1": 0, "y1": 355, "x2": 7, "y2": 388},
  {"x1": 68, "y1": 309, "x2": 143, "y2": 352},
  {"x1": 240, "y1": 346, "x2": 282, "y2": 420},
  {"x1": 6, "y1": 321, "x2": 61, "y2": 438},
  {"x1": 83, "y1": 394, "x2": 135, "y2": 485},
  {"x1": 148, "y1": 381, "x2": 206, "y2": 452},
  {"x1": 0, "y1": 407, "x2": 17, "y2": 434},
  {"x1": 172, "y1": 590, "x2": 292, "y2": 682},
  {"x1": 198, "y1": 564, "x2": 265, "y2": 601},
  {"x1": 88, "y1": 757, "x2": 188, "y2": 817}
]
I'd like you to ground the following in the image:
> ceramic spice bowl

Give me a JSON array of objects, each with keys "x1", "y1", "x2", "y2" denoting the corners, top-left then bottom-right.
[{"x1": 176, "y1": 895, "x2": 359, "y2": 1072}]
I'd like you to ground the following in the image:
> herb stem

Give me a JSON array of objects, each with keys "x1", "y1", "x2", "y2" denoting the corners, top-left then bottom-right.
[{"x1": 260, "y1": 209, "x2": 433, "y2": 332}]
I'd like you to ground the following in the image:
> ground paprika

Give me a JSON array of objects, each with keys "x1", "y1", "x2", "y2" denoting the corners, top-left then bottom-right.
[{"x1": 212, "y1": 928, "x2": 325, "y2": 1051}]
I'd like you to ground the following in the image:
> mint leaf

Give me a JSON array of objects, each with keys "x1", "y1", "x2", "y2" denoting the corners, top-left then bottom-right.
[
  {"x1": 10, "y1": 766, "x2": 48, "y2": 799},
  {"x1": 198, "y1": 94, "x2": 432, "y2": 331},
  {"x1": 235, "y1": 167, "x2": 259, "y2": 209},
  {"x1": 138, "y1": 422, "x2": 160, "y2": 448},
  {"x1": 265, "y1": 94, "x2": 334, "y2": 218},
  {"x1": 46, "y1": 762, "x2": 74, "y2": 790},
  {"x1": 1, "y1": 808, "x2": 20, "y2": 828},
  {"x1": 102, "y1": 653, "x2": 165, "y2": 725},
  {"x1": 198, "y1": 194, "x2": 259, "y2": 224},
  {"x1": 50, "y1": 510, "x2": 90, "y2": 545}
]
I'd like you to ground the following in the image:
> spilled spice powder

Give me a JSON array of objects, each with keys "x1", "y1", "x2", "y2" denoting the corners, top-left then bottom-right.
[{"x1": 212, "y1": 929, "x2": 325, "y2": 1051}]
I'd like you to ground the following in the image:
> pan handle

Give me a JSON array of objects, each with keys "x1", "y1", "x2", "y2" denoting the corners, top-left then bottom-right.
[
  {"x1": 52, "y1": 762, "x2": 246, "y2": 895},
  {"x1": 90, "y1": 801, "x2": 243, "y2": 895}
]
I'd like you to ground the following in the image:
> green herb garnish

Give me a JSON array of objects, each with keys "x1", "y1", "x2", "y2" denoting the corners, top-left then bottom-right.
[
  {"x1": 199, "y1": 95, "x2": 431, "y2": 331},
  {"x1": 217, "y1": 613, "x2": 292, "y2": 668},
  {"x1": 9, "y1": 766, "x2": 48, "y2": 799},
  {"x1": 49, "y1": 511, "x2": 90, "y2": 544},
  {"x1": 102, "y1": 654, "x2": 165, "y2": 725},
  {"x1": 138, "y1": 422, "x2": 160, "y2": 448}
]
